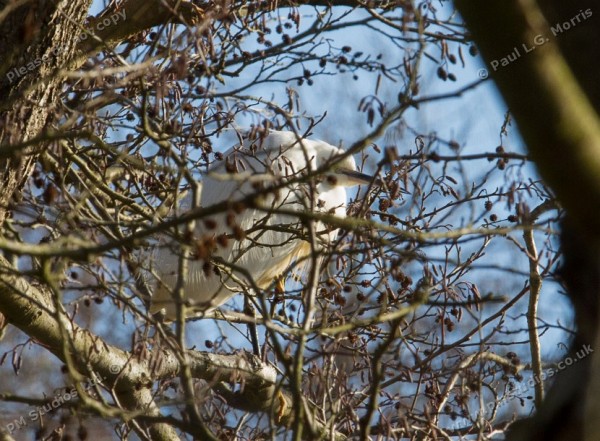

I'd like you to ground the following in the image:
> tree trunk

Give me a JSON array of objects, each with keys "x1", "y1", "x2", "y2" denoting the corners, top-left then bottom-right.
[{"x1": 0, "y1": 0, "x2": 92, "y2": 223}]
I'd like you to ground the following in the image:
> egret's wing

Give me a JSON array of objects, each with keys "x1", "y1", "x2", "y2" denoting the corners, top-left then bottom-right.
[{"x1": 151, "y1": 138, "x2": 311, "y2": 318}]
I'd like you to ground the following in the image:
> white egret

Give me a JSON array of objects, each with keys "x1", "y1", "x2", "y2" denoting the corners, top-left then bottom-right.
[{"x1": 150, "y1": 130, "x2": 377, "y2": 320}]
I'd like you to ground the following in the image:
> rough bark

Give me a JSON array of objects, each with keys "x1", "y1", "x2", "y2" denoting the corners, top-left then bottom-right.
[{"x1": 0, "y1": 0, "x2": 92, "y2": 223}]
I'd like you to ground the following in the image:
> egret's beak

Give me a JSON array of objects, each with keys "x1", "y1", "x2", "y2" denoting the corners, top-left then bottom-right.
[
  {"x1": 337, "y1": 168, "x2": 410, "y2": 194},
  {"x1": 338, "y1": 168, "x2": 376, "y2": 185}
]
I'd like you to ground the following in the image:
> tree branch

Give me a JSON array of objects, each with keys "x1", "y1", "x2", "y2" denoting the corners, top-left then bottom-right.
[
  {"x1": 0, "y1": 254, "x2": 346, "y2": 438},
  {"x1": 80, "y1": 0, "x2": 206, "y2": 54},
  {"x1": 522, "y1": 200, "x2": 557, "y2": 408}
]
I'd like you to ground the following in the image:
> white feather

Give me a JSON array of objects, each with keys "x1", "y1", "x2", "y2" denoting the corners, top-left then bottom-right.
[{"x1": 150, "y1": 130, "x2": 367, "y2": 319}]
